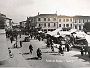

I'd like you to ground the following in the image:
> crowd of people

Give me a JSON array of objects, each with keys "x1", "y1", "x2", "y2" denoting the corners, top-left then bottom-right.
[
  {"x1": 27, "y1": 31, "x2": 90, "y2": 57},
  {"x1": 6, "y1": 29, "x2": 89, "y2": 58},
  {"x1": 25, "y1": 31, "x2": 74, "y2": 56}
]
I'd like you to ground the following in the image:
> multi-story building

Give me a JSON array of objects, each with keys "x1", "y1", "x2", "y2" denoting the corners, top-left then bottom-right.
[
  {"x1": 27, "y1": 13, "x2": 90, "y2": 32},
  {"x1": 73, "y1": 16, "x2": 90, "y2": 30},
  {"x1": 58, "y1": 15, "x2": 73, "y2": 29},
  {"x1": 36, "y1": 13, "x2": 58, "y2": 32},
  {"x1": 0, "y1": 13, "x2": 6, "y2": 29},
  {"x1": 0, "y1": 13, "x2": 10, "y2": 63}
]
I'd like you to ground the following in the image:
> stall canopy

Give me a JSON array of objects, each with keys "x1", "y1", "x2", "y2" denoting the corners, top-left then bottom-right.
[
  {"x1": 46, "y1": 29, "x2": 77, "y2": 36},
  {"x1": 46, "y1": 28, "x2": 62, "y2": 36},
  {"x1": 73, "y1": 31, "x2": 87, "y2": 38},
  {"x1": 85, "y1": 35, "x2": 90, "y2": 44},
  {"x1": 38, "y1": 31, "x2": 43, "y2": 33},
  {"x1": 58, "y1": 29, "x2": 77, "y2": 36},
  {"x1": 59, "y1": 31, "x2": 71, "y2": 36},
  {"x1": 69, "y1": 29, "x2": 77, "y2": 33},
  {"x1": 54, "y1": 35, "x2": 60, "y2": 37}
]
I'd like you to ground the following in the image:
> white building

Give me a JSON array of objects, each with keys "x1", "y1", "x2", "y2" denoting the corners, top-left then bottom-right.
[
  {"x1": 36, "y1": 13, "x2": 58, "y2": 32},
  {"x1": 29, "y1": 13, "x2": 90, "y2": 32},
  {"x1": 73, "y1": 16, "x2": 90, "y2": 30},
  {"x1": 58, "y1": 15, "x2": 73, "y2": 29}
]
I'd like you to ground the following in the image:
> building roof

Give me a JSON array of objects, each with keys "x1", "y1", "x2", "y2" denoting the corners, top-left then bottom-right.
[
  {"x1": 5, "y1": 17, "x2": 12, "y2": 20},
  {"x1": 73, "y1": 15, "x2": 90, "y2": 19},
  {"x1": 37, "y1": 14, "x2": 57, "y2": 17},
  {"x1": 58, "y1": 15, "x2": 73, "y2": 18},
  {"x1": 0, "y1": 13, "x2": 6, "y2": 17}
]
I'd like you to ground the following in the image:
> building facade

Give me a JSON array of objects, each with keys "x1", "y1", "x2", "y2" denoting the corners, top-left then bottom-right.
[
  {"x1": 36, "y1": 14, "x2": 58, "y2": 32},
  {"x1": 58, "y1": 15, "x2": 73, "y2": 29},
  {"x1": 0, "y1": 13, "x2": 6, "y2": 29},
  {"x1": 73, "y1": 16, "x2": 90, "y2": 30},
  {"x1": 27, "y1": 13, "x2": 90, "y2": 32},
  {"x1": 0, "y1": 13, "x2": 10, "y2": 63}
]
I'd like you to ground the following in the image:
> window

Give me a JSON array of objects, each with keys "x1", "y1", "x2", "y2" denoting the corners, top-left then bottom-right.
[
  {"x1": 44, "y1": 23, "x2": 46, "y2": 27},
  {"x1": 79, "y1": 25, "x2": 81, "y2": 30},
  {"x1": 44, "y1": 29, "x2": 47, "y2": 31},
  {"x1": 75, "y1": 25, "x2": 77, "y2": 29},
  {"x1": 75, "y1": 19, "x2": 76, "y2": 23},
  {"x1": 79, "y1": 19, "x2": 80, "y2": 23},
  {"x1": 38, "y1": 18, "x2": 41, "y2": 21},
  {"x1": 54, "y1": 23, "x2": 56, "y2": 26},
  {"x1": 44, "y1": 18, "x2": 46, "y2": 21},
  {"x1": 59, "y1": 24, "x2": 61, "y2": 27},
  {"x1": 63, "y1": 24, "x2": 65, "y2": 27},
  {"x1": 66, "y1": 19, "x2": 69, "y2": 22},
  {"x1": 83, "y1": 19, "x2": 84, "y2": 23},
  {"x1": 48, "y1": 29, "x2": 51, "y2": 31},
  {"x1": 39, "y1": 24, "x2": 40, "y2": 27},
  {"x1": 48, "y1": 18, "x2": 50, "y2": 21},
  {"x1": 71, "y1": 24, "x2": 72, "y2": 27},
  {"x1": 53, "y1": 18, "x2": 56, "y2": 21},
  {"x1": 44, "y1": 29, "x2": 47, "y2": 33},
  {"x1": 48, "y1": 23, "x2": 50, "y2": 27},
  {"x1": 63, "y1": 19, "x2": 65, "y2": 22},
  {"x1": 70, "y1": 19, "x2": 72, "y2": 22},
  {"x1": 51, "y1": 29, "x2": 54, "y2": 31},
  {"x1": 66, "y1": 24, "x2": 69, "y2": 27},
  {"x1": 59, "y1": 19, "x2": 61, "y2": 22}
]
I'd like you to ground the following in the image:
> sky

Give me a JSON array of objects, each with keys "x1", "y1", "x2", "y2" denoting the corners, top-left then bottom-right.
[{"x1": 0, "y1": 0, "x2": 90, "y2": 23}]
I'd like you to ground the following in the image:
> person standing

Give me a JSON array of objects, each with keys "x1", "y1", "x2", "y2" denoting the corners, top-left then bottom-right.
[
  {"x1": 65, "y1": 40, "x2": 70, "y2": 52},
  {"x1": 19, "y1": 34, "x2": 21, "y2": 38},
  {"x1": 51, "y1": 45, "x2": 54, "y2": 52},
  {"x1": 10, "y1": 36, "x2": 13, "y2": 44},
  {"x1": 30, "y1": 34, "x2": 33, "y2": 39},
  {"x1": 80, "y1": 47, "x2": 84, "y2": 56},
  {"x1": 37, "y1": 48, "x2": 42, "y2": 59},
  {"x1": 58, "y1": 45, "x2": 62, "y2": 55},
  {"x1": 29, "y1": 44, "x2": 33, "y2": 54},
  {"x1": 20, "y1": 41, "x2": 22, "y2": 48}
]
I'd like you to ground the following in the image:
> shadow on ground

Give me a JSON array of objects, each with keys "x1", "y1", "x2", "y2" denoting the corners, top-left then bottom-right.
[
  {"x1": 22, "y1": 52, "x2": 30, "y2": 55},
  {"x1": 42, "y1": 51, "x2": 58, "y2": 53},
  {"x1": 50, "y1": 53, "x2": 59, "y2": 55},
  {"x1": 72, "y1": 54, "x2": 90, "y2": 63},
  {"x1": 25, "y1": 57, "x2": 39, "y2": 60},
  {"x1": 40, "y1": 47, "x2": 48, "y2": 49}
]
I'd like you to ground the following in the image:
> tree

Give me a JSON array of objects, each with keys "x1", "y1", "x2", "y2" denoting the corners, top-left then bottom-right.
[{"x1": 83, "y1": 22, "x2": 90, "y2": 32}]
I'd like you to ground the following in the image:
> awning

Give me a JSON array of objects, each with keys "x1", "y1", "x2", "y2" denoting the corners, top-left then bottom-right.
[
  {"x1": 38, "y1": 31, "x2": 42, "y2": 33},
  {"x1": 54, "y1": 35, "x2": 60, "y2": 37},
  {"x1": 85, "y1": 35, "x2": 90, "y2": 44},
  {"x1": 46, "y1": 28, "x2": 62, "y2": 36}
]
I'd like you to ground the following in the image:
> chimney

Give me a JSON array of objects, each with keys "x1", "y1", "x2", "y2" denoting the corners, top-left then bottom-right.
[
  {"x1": 38, "y1": 12, "x2": 39, "y2": 15},
  {"x1": 55, "y1": 11, "x2": 57, "y2": 14}
]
